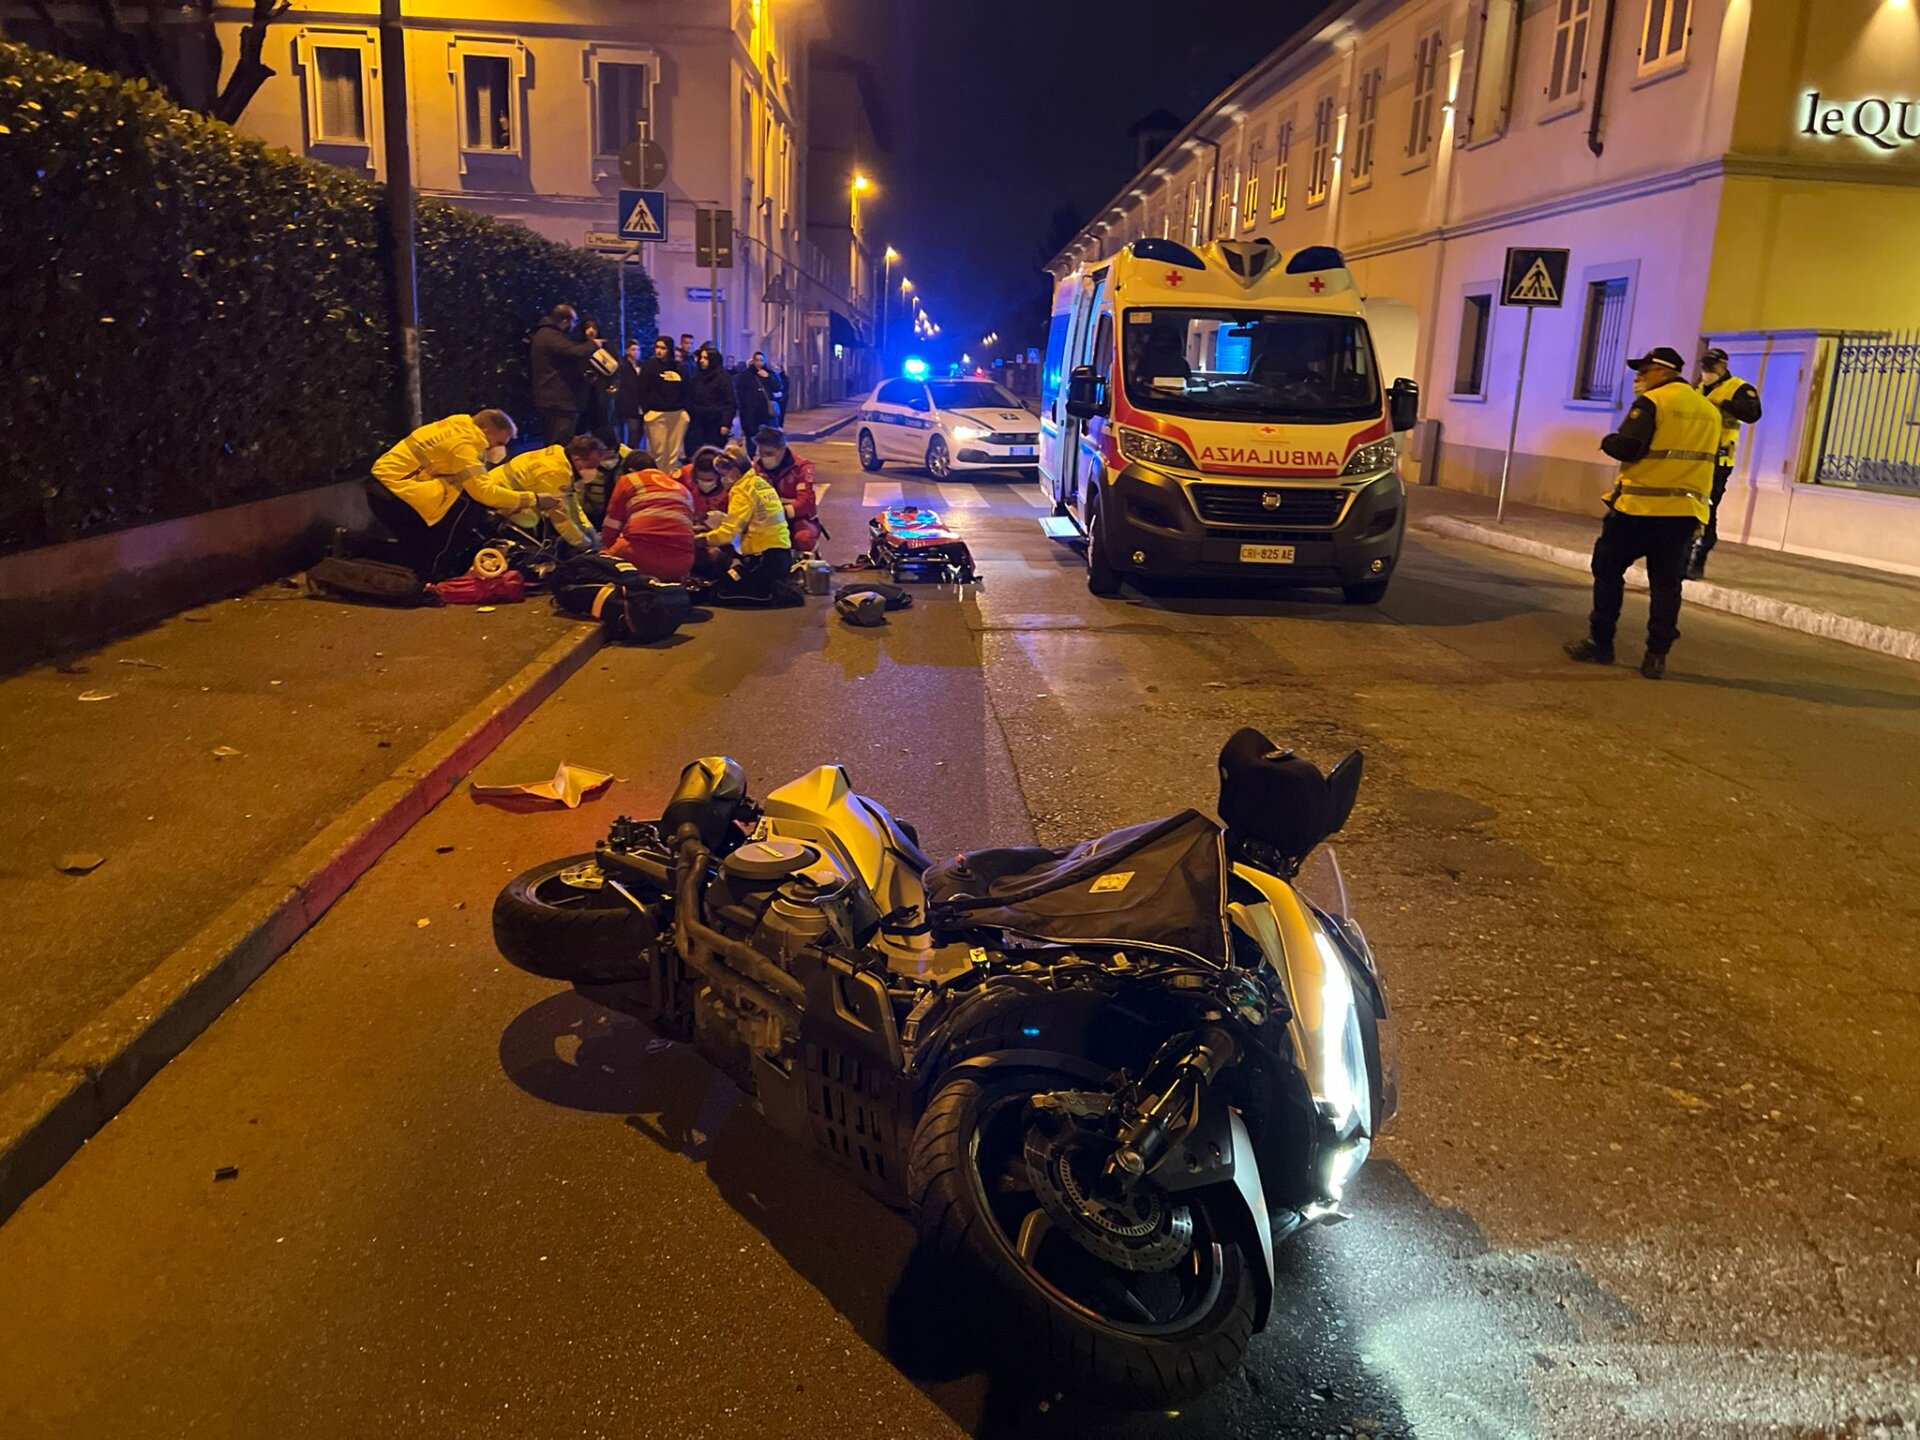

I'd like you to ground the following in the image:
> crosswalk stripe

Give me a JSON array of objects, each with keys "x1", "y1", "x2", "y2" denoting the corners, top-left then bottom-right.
[{"x1": 863, "y1": 481, "x2": 904, "y2": 506}]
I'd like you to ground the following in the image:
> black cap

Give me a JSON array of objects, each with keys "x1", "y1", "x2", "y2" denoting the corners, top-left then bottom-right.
[
  {"x1": 1700, "y1": 347, "x2": 1729, "y2": 367},
  {"x1": 1627, "y1": 346, "x2": 1687, "y2": 373}
]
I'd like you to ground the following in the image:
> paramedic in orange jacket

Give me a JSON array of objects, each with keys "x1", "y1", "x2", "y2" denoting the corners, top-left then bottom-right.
[
  {"x1": 368, "y1": 409, "x2": 556, "y2": 579},
  {"x1": 599, "y1": 451, "x2": 698, "y2": 582}
]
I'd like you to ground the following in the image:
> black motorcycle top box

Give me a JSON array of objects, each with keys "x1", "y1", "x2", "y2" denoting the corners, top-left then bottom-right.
[{"x1": 1216, "y1": 728, "x2": 1362, "y2": 870}]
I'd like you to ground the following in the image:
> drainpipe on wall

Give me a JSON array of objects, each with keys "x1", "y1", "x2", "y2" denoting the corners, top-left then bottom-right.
[{"x1": 1587, "y1": 0, "x2": 1621, "y2": 157}]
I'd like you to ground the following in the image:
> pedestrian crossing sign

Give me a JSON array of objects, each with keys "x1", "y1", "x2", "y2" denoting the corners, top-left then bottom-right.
[
  {"x1": 1503, "y1": 247, "x2": 1570, "y2": 307},
  {"x1": 618, "y1": 188, "x2": 667, "y2": 242}
]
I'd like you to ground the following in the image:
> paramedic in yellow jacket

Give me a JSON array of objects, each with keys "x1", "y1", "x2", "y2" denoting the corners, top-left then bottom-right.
[
  {"x1": 368, "y1": 409, "x2": 558, "y2": 579},
  {"x1": 696, "y1": 460, "x2": 793, "y2": 597},
  {"x1": 494, "y1": 435, "x2": 607, "y2": 552},
  {"x1": 1564, "y1": 347, "x2": 1722, "y2": 681}
]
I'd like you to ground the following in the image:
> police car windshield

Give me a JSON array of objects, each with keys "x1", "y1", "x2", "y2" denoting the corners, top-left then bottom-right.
[
  {"x1": 928, "y1": 380, "x2": 1021, "y2": 411},
  {"x1": 1121, "y1": 308, "x2": 1380, "y2": 423}
]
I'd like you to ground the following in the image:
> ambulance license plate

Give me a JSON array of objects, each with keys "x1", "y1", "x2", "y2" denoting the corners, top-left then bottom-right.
[{"x1": 1239, "y1": 543, "x2": 1296, "y2": 564}]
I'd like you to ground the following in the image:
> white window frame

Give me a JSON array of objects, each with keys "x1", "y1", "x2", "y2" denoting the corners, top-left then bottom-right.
[
  {"x1": 1637, "y1": 0, "x2": 1692, "y2": 80},
  {"x1": 584, "y1": 45, "x2": 659, "y2": 160},
  {"x1": 1544, "y1": 0, "x2": 1594, "y2": 116},
  {"x1": 1452, "y1": 283, "x2": 1497, "y2": 400},
  {"x1": 1308, "y1": 96, "x2": 1336, "y2": 206},
  {"x1": 1350, "y1": 59, "x2": 1384, "y2": 188},
  {"x1": 1269, "y1": 116, "x2": 1294, "y2": 219},
  {"x1": 1186, "y1": 179, "x2": 1201, "y2": 245},
  {"x1": 293, "y1": 27, "x2": 377, "y2": 149},
  {"x1": 1567, "y1": 260, "x2": 1642, "y2": 410},
  {"x1": 449, "y1": 36, "x2": 529, "y2": 160},
  {"x1": 1407, "y1": 29, "x2": 1444, "y2": 165}
]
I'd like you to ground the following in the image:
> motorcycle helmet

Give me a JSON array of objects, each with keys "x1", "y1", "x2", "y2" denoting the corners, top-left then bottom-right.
[{"x1": 835, "y1": 590, "x2": 888, "y2": 627}]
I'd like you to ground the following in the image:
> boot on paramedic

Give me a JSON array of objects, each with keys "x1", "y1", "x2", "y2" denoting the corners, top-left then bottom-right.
[
  {"x1": 1563, "y1": 346, "x2": 1720, "y2": 680},
  {"x1": 367, "y1": 409, "x2": 559, "y2": 580},
  {"x1": 1689, "y1": 347, "x2": 1763, "y2": 579}
]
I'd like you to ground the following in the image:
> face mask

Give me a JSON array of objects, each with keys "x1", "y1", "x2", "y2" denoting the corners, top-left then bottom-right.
[
  {"x1": 485, "y1": 445, "x2": 507, "y2": 464},
  {"x1": 696, "y1": 473, "x2": 721, "y2": 493}
]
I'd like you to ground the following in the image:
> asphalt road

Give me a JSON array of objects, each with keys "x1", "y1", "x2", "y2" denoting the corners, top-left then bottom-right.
[{"x1": 2, "y1": 442, "x2": 1918, "y2": 1439}]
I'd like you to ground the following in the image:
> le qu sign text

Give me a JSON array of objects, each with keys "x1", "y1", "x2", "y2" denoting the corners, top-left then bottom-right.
[{"x1": 1802, "y1": 90, "x2": 1920, "y2": 152}]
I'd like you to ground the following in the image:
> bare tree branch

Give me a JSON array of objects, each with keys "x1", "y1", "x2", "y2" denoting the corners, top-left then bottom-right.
[{"x1": 210, "y1": 0, "x2": 290, "y2": 125}]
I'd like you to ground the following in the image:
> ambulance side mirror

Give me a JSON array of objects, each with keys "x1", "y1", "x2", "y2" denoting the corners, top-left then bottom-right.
[
  {"x1": 1388, "y1": 377, "x2": 1420, "y2": 433},
  {"x1": 1065, "y1": 365, "x2": 1107, "y2": 421}
]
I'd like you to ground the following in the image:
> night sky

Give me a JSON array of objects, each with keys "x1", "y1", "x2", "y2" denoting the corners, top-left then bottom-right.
[{"x1": 861, "y1": 0, "x2": 1322, "y2": 362}]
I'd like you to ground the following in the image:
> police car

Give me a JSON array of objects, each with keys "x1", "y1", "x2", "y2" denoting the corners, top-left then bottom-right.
[{"x1": 855, "y1": 374, "x2": 1040, "y2": 478}]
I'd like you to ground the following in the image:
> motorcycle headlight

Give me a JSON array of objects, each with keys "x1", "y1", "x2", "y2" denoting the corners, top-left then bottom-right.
[
  {"x1": 1312, "y1": 930, "x2": 1369, "y2": 1135},
  {"x1": 1341, "y1": 437, "x2": 1399, "y2": 477},
  {"x1": 950, "y1": 424, "x2": 985, "y2": 441},
  {"x1": 1116, "y1": 426, "x2": 1197, "y2": 471}
]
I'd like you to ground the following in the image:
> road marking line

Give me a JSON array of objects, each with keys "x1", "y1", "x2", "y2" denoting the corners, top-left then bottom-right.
[{"x1": 864, "y1": 481, "x2": 904, "y2": 506}]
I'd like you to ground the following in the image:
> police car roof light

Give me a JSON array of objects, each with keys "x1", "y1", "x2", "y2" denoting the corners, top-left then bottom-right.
[
  {"x1": 1129, "y1": 237, "x2": 1206, "y2": 270},
  {"x1": 902, "y1": 357, "x2": 929, "y2": 379},
  {"x1": 1286, "y1": 245, "x2": 1347, "y2": 275}
]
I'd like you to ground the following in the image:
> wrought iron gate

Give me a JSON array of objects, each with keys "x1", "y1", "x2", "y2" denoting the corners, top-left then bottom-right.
[{"x1": 1815, "y1": 329, "x2": 1920, "y2": 493}]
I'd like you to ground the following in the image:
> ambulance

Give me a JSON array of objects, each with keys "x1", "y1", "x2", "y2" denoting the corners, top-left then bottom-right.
[{"x1": 1039, "y1": 238, "x2": 1418, "y2": 601}]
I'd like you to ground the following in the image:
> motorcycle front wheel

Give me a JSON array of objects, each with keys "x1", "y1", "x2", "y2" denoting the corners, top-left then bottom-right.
[{"x1": 909, "y1": 1071, "x2": 1256, "y2": 1405}]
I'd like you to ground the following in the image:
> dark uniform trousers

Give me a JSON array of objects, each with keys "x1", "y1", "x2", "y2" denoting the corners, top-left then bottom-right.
[
  {"x1": 1698, "y1": 461, "x2": 1733, "y2": 560},
  {"x1": 1589, "y1": 509, "x2": 1697, "y2": 655}
]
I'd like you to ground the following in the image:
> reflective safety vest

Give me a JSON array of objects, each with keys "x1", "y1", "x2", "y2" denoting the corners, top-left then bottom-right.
[
  {"x1": 496, "y1": 445, "x2": 592, "y2": 548},
  {"x1": 1608, "y1": 381, "x2": 1718, "y2": 524},
  {"x1": 1703, "y1": 373, "x2": 1753, "y2": 466},
  {"x1": 370, "y1": 414, "x2": 527, "y2": 525}
]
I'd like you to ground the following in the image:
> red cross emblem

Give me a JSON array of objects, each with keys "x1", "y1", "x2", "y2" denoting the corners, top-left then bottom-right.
[
  {"x1": 1307, "y1": 276, "x2": 1326, "y2": 294},
  {"x1": 1258, "y1": 425, "x2": 1279, "y2": 435},
  {"x1": 1164, "y1": 269, "x2": 1184, "y2": 287}
]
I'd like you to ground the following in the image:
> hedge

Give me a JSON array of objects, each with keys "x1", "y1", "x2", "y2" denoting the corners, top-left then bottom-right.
[{"x1": 0, "y1": 42, "x2": 657, "y2": 555}]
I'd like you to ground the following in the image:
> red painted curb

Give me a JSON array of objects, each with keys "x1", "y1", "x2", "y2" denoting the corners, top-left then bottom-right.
[{"x1": 0, "y1": 622, "x2": 606, "y2": 1225}]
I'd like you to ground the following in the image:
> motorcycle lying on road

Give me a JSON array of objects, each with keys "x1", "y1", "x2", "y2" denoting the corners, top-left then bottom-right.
[{"x1": 493, "y1": 728, "x2": 1396, "y2": 1405}]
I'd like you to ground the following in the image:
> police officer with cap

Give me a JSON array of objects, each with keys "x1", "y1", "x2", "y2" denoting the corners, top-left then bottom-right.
[
  {"x1": 1564, "y1": 345, "x2": 1721, "y2": 679},
  {"x1": 1690, "y1": 347, "x2": 1763, "y2": 579}
]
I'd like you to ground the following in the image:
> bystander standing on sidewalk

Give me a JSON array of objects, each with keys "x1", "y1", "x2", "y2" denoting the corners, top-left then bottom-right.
[
  {"x1": 1690, "y1": 347, "x2": 1764, "y2": 580},
  {"x1": 685, "y1": 346, "x2": 736, "y2": 452},
  {"x1": 1565, "y1": 346, "x2": 1721, "y2": 680},
  {"x1": 614, "y1": 339, "x2": 646, "y2": 448},
  {"x1": 638, "y1": 336, "x2": 689, "y2": 468},
  {"x1": 528, "y1": 304, "x2": 606, "y2": 446},
  {"x1": 736, "y1": 351, "x2": 774, "y2": 455},
  {"x1": 367, "y1": 409, "x2": 558, "y2": 579}
]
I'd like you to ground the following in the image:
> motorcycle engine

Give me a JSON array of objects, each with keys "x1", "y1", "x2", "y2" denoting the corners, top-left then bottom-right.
[{"x1": 713, "y1": 836, "x2": 875, "y2": 966}]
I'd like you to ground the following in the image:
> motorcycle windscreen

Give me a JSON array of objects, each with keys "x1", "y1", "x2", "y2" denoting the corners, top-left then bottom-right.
[{"x1": 924, "y1": 809, "x2": 1228, "y2": 966}]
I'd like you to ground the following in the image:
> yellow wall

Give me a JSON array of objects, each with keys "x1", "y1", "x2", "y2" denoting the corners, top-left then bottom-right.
[{"x1": 1707, "y1": 175, "x2": 1920, "y2": 330}]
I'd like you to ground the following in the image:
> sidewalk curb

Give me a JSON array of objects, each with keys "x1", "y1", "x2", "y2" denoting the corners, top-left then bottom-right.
[
  {"x1": 0, "y1": 621, "x2": 606, "y2": 1225},
  {"x1": 786, "y1": 409, "x2": 859, "y2": 442},
  {"x1": 1417, "y1": 515, "x2": 1920, "y2": 666}
]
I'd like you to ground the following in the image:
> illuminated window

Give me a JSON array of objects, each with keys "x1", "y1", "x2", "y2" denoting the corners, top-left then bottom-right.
[
  {"x1": 1639, "y1": 0, "x2": 1691, "y2": 75},
  {"x1": 1460, "y1": 0, "x2": 1520, "y2": 144},
  {"x1": 1408, "y1": 30, "x2": 1443, "y2": 159},
  {"x1": 1270, "y1": 120, "x2": 1292, "y2": 218},
  {"x1": 463, "y1": 54, "x2": 513, "y2": 150},
  {"x1": 294, "y1": 29, "x2": 376, "y2": 148},
  {"x1": 1548, "y1": 0, "x2": 1593, "y2": 106},
  {"x1": 1186, "y1": 180, "x2": 1201, "y2": 245},
  {"x1": 1225, "y1": 160, "x2": 1241, "y2": 234},
  {"x1": 1351, "y1": 64, "x2": 1383, "y2": 183},
  {"x1": 1454, "y1": 291, "x2": 1493, "y2": 396},
  {"x1": 1308, "y1": 97, "x2": 1335, "y2": 205},
  {"x1": 1243, "y1": 168, "x2": 1260, "y2": 232}
]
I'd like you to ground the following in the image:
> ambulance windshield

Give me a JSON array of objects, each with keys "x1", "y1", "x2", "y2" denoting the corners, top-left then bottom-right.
[{"x1": 1121, "y1": 307, "x2": 1380, "y2": 423}]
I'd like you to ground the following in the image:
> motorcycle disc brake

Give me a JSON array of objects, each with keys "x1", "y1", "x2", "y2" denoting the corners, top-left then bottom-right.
[{"x1": 1023, "y1": 1120, "x2": 1193, "y2": 1274}]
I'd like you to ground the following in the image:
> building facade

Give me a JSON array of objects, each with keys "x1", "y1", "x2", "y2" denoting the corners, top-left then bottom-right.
[
  {"x1": 0, "y1": 0, "x2": 880, "y2": 408},
  {"x1": 1048, "y1": 0, "x2": 1920, "y2": 577}
]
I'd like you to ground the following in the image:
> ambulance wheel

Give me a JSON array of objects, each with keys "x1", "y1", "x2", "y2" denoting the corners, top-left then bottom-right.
[
  {"x1": 925, "y1": 436, "x2": 952, "y2": 480},
  {"x1": 1342, "y1": 578, "x2": 1391, "y2": 605},
  {"x1": 1085, "y1": 501, "x2": 1122, "y2": 598},
  {"x1": 858, "y1": 430, "x2": 884, "y2": 472}
]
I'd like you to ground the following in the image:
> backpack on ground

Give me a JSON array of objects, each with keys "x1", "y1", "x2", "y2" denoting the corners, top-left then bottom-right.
[{"x1": 306, "y1": 557, "x2": 436, "y2": 608}]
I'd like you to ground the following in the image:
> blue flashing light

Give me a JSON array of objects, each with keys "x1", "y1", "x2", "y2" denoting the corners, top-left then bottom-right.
[
  {"x1": 1020, "y1": 1026, "x2": 1042, "y2": 1038},
  {"x1": 902, "y1": 356, "x2": 929, "y2": 380}
]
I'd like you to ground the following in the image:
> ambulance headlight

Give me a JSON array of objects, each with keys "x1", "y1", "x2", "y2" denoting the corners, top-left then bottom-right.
[
  {"x1": 1341, "y1": 437, "x2": 1399, "y2": 477},
  {"x1": 1116, "y1": 426, "x2": 1196, "y2": 471},
  {"x1": 950, "y1": 424, "x2": 985, "y2": 440}
]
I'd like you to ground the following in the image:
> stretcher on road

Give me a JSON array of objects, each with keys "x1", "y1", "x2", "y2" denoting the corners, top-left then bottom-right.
[{"x1": 866, "y1": 505, "x2": 977, "y2": 584}]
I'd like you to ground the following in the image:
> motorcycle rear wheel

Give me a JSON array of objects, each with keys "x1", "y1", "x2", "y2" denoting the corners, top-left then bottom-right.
[{"x1": 909, "y1": 1071, "x2": 1256, "y2": 1405}]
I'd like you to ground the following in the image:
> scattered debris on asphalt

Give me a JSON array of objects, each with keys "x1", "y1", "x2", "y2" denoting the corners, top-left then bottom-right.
[
  {"x1": 56, "y1": 853, "x2": 106, "y2": 875},
  {"x1": 55, "y1": 661, "x2": 89, "y2": 675},
  {"x1": 212, "y1": 746, "x2": 242, "y2": 759},
  {"x1": 416, "y1": 918, "x2": 431, "y2": 929},
  {"x1": 77, "y1": 689, "x2": 115, "y2": 702},
  {"x1": 435, "y1": 844, "x2": 455, "y2": 854},
  {"x1": 213, "y1": 1165, "x2": 239, "y2": 1182},
  {"x1": 472, "y1": 762, "x2": 614, "y2": 810},
  {"x1": 117, "y1": 658, "x2": 165, "y2": 670}
]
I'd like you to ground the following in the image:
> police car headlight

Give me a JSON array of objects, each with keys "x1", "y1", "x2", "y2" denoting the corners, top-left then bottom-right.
[
  {"x1": 1341, "y1": 438, "x2": 1399, "y2": 477},
  {"x1": 1116, "y1": 426, "x2": 1196, "y2": 471},
  {"x1": 950, "y1": 424, "x2": 985, "y2": 441}
]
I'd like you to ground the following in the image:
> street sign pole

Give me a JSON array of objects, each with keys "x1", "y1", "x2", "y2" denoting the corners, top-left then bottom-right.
[
  {"x1": 617, "y1": 258, "x2": 627, "y2": 353},
  {"x1": 378, "y1": 0, "x2": 421, "y2": 428},
  {"x1": 1497, "y1": 307, "x2": 1534, "y2": 526}
]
